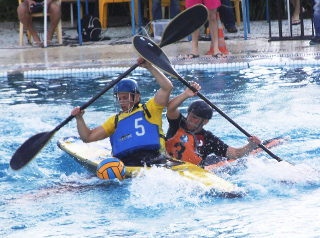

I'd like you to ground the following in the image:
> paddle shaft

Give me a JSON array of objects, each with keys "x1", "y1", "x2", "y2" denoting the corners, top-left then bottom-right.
[{"x1": 176, "y1": 75, "x2": 284, "y2": 162}]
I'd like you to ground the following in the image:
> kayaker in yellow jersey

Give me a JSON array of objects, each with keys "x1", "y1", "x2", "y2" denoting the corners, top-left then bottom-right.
[
  {"x1": 71, "y1": 58, "x2": 173, "y2": 166},
  {"x1": 166, "y1": 81, "x2": 261, "y2": 167}
]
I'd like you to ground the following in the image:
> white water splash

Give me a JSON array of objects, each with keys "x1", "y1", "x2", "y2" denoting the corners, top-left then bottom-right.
[
  {"x1": 127, "y1": 166, "x2": 209, "y2": 209},
  {"x1": 233, "y1": 155, "x2": 320, "y2": 196}
]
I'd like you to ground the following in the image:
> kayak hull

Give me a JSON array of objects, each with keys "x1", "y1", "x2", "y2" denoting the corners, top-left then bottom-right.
[{"x1": 57, "y1": 136, "x2": 240, "y2": 196}]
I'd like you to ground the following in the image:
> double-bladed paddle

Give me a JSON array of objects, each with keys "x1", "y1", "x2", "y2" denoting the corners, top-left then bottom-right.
[
  {"x1": 133, "y1": 36, "x2": 286, "y2": 163},
  {"x1": 10, "y1": 5, "x2": 209, "y2": 171}
]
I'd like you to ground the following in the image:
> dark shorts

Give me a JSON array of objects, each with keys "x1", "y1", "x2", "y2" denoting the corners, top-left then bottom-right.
[
  {"x1": 199, "y1": 154, "x2": 227, "y2": 167},
  {"x1": 120, "y1": 150, "x2": 169, "y2": 166}
]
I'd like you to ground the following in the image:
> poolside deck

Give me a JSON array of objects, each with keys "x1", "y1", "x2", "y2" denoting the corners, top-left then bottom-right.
[{"x1": 0, "y1": 19, "x2": 319, "y2": 74}]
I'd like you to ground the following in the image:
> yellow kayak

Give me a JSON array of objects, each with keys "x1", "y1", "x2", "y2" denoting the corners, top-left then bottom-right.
[{"x1": 57, "y1": 136, "x2": 239, "y2": 196}]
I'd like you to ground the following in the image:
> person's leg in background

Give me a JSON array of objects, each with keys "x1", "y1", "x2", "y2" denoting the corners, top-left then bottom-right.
[
  {"x1": 17, "y1": 1, "x2": 42, "y2": 45},
  {"x1": 186, "y1": 27, "x2": 201, "y2": 58},
  {"x1": 208, "y1": 8, "x2": 226, "y2": 58},
  {"x1": 170, "y1": 0, "x2": 180, "y2": 18},
  {"x1": 182, "y1": 0, "x2": 201, "y2": 59},
  {"x1": 47, "y1": 0, "x2": 61, "y2": 43},
  {"x1": 152, "y1": 0, "x2": 163, "y2": 20},
  {"x1": 219, "y1": 0, "x2": 237, "y2": 33},
  {"x1": 310, "y1": 0, "x2": 320, "y2": 44},
  {"x1": 183, "y1": 0, "x2": 225, "y2": 59},
  {"x1": 290, "y1": 0, "x2": 300, "y2": 24}
]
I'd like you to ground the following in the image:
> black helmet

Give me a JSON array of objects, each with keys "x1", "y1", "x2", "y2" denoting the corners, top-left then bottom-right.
[
  {"x1": 187, "y1": 100, "x2": 212, "y2": 119},
  {"x1": 113, "y1": 79, "x2": 140, "y2": 95}
]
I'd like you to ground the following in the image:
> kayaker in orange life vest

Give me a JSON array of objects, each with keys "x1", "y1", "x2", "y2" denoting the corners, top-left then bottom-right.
[{"x1": 165, "y1": 81, "x2": 261, "y2": 167}]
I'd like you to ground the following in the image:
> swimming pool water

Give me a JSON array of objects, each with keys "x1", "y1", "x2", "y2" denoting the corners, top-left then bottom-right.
[{"x1": 1, "y1": 66, "x2": 320, "y2": 237}]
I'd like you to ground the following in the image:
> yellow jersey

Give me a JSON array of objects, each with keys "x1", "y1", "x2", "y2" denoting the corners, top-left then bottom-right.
[{"x1": 101, "y1": 97, "x2": 166, "y2": 153}]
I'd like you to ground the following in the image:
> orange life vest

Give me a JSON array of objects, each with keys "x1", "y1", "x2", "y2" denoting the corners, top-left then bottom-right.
[{"x1": 166, "y1": 128, "x2": 202, "y2": 165}]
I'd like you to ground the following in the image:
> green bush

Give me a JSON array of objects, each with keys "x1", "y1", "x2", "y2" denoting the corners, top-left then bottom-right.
[{"x1": 0, "y1": 0, "x2": 19, "y2": 22}]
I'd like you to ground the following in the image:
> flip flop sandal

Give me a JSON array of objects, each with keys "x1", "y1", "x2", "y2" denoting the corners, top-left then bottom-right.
[
  {"x1": 292, "y1": 20, "x2": 301, "y2": 25},
  {"x1": 182, "y1": 54, "x2": 199, "y2": 59},
  {"x1": 212, "y1": 53, "x2": 227, "y2": 59},
  {"x1": 32, "y1": 41, "x2": 43, "y2": 47}
]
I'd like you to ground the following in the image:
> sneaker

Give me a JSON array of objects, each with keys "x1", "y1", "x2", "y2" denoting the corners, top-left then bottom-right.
[
  {"x1": 226, "y1": 26, "x2": 238, "y2": 33},
  {"x1": 309, "y1": 36, "x2": 320, "y2": 45}
]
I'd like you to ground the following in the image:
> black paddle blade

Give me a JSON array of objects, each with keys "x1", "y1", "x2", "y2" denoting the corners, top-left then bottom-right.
[
  {"x1": 159, "y1": 4, "x2": 209, "y2": 47},
  {"x1": 10, "y1": 131, "x2": 55, "y2": 171},
  {"x1": 133, "y1": 36, "x2": 179, "y2": 78}
]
